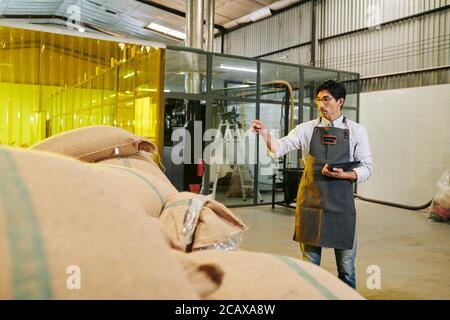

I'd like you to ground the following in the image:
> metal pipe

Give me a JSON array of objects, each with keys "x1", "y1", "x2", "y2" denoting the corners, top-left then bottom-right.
[
  {"x1": 205, "y1": 0, "x2": 215, "y2": 52},
  {"x1": 185, "y1": 0, "x2": 204, "y2": 49},
  {"x1": 185, "y1": 0, "x2": 192, "y2": 48},
  {"x1": 310, "y1": 0, "x2": 316, "y2": 66},
  {"x1": 184, "y1": 72, "x2": 202, "y2": 94},
  {"x1": 136, "y1": 0, "x2": 225, "y2": 33},
  {"x1": 266, "y1": 195, "x2": 432, "y2": 211},
  {"x1": 185, "y1": 0, "x2": 204, "y2": 94},
  {"x1": 354, "y1": 194, "x2": 432, "y2": 211}
]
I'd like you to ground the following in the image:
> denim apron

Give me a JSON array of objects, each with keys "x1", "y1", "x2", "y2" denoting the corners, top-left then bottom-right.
[{"x1": 294, "y1": 117, "x2": 356, "y2": 249}]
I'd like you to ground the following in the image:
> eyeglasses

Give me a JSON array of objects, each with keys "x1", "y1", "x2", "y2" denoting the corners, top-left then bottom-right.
[{"x1": 315, "y1": 96, "x2": 336, "y2": 104}]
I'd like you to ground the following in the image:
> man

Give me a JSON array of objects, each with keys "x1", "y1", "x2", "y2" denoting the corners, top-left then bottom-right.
[{"x1": 252, "y1": 79, "x2": 372, "y2": 289}]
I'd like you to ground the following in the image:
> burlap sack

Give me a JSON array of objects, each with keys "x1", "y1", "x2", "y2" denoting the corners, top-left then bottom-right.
[
  {"x1": 158, "y1": 192, "x2": 248, "y2": 251},
  {"x1": 91, "y1": 163, "x2": 178, "y2": 218},
  {"x1": 177, "y1": 250, "x2": 365, "y2": 300},
  {"x1": 0, "y1": 146, "x2": 218, "y2": 299},
  {"x1": 30, "y1": 125, "x2": 156, "y2": 162},
  {"x1": 172, "y1": 250, "x2": 224, "y2": 298},
  {"x1": 96, "y1": 151, "x2": 174, "y2": 188}
]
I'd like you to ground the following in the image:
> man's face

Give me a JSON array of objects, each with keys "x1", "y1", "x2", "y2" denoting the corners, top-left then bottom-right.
[{"x1": 315, "y1": 90, "x2": 344, "y2": 120}]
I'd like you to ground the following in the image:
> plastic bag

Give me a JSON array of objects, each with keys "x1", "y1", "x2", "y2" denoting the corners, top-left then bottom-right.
[
  {"x1": 182, "y1": 196, "x2": 210, "y2": 252},
  {"x1": 429, "y1": 169, "x2": 450, "y2": 222},
  {"x1": 197, "y1": 233, "x2": 243, "y2": 251},
  {"x1": 182, "y1": 195, "x2": 243, "y2": 251}
]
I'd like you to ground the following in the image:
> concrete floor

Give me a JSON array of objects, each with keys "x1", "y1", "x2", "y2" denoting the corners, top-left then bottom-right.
[{"x1": 232, "y1": 199, "x2": 450, "y2": 300}]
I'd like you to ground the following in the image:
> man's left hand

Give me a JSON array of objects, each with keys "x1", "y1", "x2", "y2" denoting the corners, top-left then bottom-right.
[{"x1": 322, "y1": 164, "x2": 357, "y2": 182}]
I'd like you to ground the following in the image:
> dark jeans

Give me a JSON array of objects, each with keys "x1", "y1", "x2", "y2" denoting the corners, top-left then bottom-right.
[{"x1": 300, "y1": 231, "x2": 357, "y2": 289}]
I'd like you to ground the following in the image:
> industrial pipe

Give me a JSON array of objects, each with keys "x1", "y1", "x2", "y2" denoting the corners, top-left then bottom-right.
[
  {"x1": 354, "y1": 194, "x2": 432, "y2": 211},
  {"x1": 205, "y1": 0, "x2": 215, "y2": 52},
  {"x1": 185, "y1": 0, "x2": 204, "y2": 49},
  {"x1": 185, "y1": 0, "x2": 204, "y2": 94},
  {"x1": 261, "y1": 80, "x2": 296, "y2": 131}
]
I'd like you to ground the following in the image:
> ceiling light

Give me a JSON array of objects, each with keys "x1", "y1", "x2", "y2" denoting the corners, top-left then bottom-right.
[
  {"x1": 146, "y1": 22, "x2": 185, "y2": 40},
  {"x1": 219, "y1": 64, "x2": 257, "y2": 73}
]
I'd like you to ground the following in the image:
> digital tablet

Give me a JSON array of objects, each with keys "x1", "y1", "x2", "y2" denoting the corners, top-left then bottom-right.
[{"x1": 327, "y1": 161, "x2": 361, "y2": 172}]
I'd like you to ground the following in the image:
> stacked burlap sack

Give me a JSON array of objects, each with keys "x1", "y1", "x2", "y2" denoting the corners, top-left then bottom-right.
[
  {"x1": 176, "y1": 250, "x2": 364, "y2": 300},
  {"x1": 0, "y1": 145, "x2": 222, "y2": 299},
  {"x1": 0, "y1": 125, "x2": 364, "y2": 299},
  {"x1": 30, "y1": 126, "x2": 246, "y2": 235}
]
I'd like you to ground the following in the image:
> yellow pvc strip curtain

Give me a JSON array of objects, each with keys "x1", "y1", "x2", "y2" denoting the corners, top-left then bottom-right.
[{"x1": 0, "y1": 26, "x2": 164, "y2": 152}]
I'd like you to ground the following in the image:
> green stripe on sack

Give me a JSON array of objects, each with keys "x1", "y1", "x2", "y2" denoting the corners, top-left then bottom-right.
[
  {"x1": 272, "y1": 254, "x2": 339, "y2": 300},
  {"x1": 0, "y1": 148, "x2": 52, "y2": 299},
  {"x1": 162, "y1": 199, "x2": 192, "y2": 210},
  {"x1": 102, "y1": 165, "x2": 165, "y2": 206},
  {"x1": 120, "y1": 157, "x2": 131, "y2": 168}
]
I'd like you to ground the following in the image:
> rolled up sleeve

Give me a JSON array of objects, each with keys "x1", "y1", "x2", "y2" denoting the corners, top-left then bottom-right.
[
  {"x1": 271, "y1": 125, "x2": 304, "y2": 158},
  {"x1": 352, "y1": 126, "x2": 373, "y2": 183}
]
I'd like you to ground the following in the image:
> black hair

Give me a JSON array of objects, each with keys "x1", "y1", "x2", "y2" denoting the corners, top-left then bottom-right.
[{"x1": 314, "y1": 80, "x2": 346, "y2": 107}]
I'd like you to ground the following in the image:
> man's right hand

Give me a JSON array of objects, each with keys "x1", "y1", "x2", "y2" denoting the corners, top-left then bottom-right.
[
  {"x1": 251, "y1": 119, "x2": 267, "y2": 135},
  {"x1": 251, "y1": 119, "x2": 278, "y2": 155}
]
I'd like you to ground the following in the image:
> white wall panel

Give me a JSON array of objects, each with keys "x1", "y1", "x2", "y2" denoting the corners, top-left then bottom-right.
[{"x1": 358, "y1": 84, "x2": 450, "y2": 204}]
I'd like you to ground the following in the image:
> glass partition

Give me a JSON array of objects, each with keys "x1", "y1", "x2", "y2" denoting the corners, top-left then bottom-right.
[
  {"x1": 258, "y1": 62, "x2": 302, "y2": 204},
  {"x1": 207, "y1": 56, "x2": 258, "y2": 204},
  {"x1": 303, "y1": 67, "x2": 339, "y2": 120},
  {"x1": 207, "y1": 99, "x2": 258, "y2": 206},
  {"x1": 164, "y1": 49, "x2": 207, "y2": 94},
  {"x1": 211, "y1": 55, "x2": 257, "y2": 99},
  {"x1": 163, "y1": 46, "x2": 359, "y2": 207}
]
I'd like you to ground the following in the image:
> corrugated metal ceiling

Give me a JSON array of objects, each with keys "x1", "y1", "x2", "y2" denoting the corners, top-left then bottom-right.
[{"x1": 0, "y1": 0, "x2": 301, "y2": 44}]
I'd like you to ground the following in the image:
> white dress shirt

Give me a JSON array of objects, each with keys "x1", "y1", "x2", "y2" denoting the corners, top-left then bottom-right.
[{"x1": 272, "y1": 114, "x2": 373, "y2": 183}]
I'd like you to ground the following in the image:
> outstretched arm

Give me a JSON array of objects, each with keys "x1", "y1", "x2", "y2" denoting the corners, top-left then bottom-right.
[{"x1": 252, "y1": 120, "x2": 280, "y2": 154}]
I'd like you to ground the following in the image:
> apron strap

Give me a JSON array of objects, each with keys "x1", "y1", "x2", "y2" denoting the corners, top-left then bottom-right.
[
  {"x1": 316, "y1": 116, "x2": 350, "y2": 138},
  {"x1": 342, "y1": 116, "x2": 350, "y2": 139},
  {"x1": 317, "y1": 116, "x2": 347, "y2": 127}
]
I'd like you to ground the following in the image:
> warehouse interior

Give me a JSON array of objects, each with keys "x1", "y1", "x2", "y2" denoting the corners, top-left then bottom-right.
[{"x1": 0, "y1": 0, "x2": 449, "y2": 301}]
